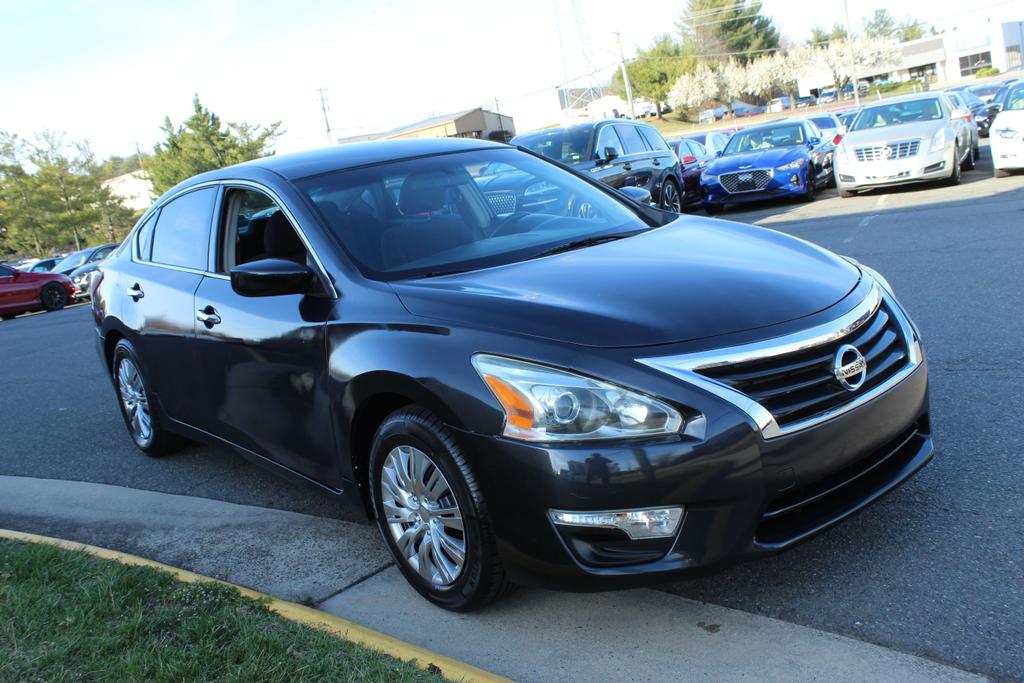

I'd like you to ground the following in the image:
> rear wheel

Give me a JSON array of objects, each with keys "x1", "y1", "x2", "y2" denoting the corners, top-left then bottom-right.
[
  {"x1": 963, "y1": 143, "x2": 976, "y2": 170},
  {"x1": 659, "y1": 179, "x2": 682, "y2": 213},
  {"x1": 40, "y1": 283, "x2": 67, "y2": 311},
  {"x1": 112, "y1": 340, "x2": 186, "y2": 456},
  {"x1": 369, "y1": 407, "x2": 514, "y2": 611}
]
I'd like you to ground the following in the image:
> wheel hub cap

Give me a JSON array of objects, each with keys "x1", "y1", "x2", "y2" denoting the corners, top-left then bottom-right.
[
  {"x1": 117, "y1": 358, "x2": 153, "y2": 445},
  {"x1": 380, "y1": 445, "x2": 465, "y2": 587}
]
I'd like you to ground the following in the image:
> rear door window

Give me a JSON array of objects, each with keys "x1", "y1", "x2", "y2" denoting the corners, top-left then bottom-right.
[
  {"x1": 616, "y1": 125, "x2": 649, "y2": 155},
  {"x1": 151, "y1": 188, "x2": 217, "y2": 271},
  {"x1": 136, "y1": 212, "x2": 158, "y2": 261},
  {"x1": 638, "y1": 127, "x2": 670, "y2": 151}
]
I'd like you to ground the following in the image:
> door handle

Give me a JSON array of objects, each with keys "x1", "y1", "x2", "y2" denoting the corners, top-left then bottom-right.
[
  {"x1": 622, "y1": 163, "x2": 632, "y2": 171},
  {"x1": 196, "y1": 306, "x2": 221, "y2": 327},
  {"x1": 126, "y1": 283, "x2": 144, "y2": 301},
  {"x1": 652, "y1": 158, "x2": 661, "y2": 166}
]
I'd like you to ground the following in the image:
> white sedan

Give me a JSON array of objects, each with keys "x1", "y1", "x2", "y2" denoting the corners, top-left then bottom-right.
[{"x1": 991, "y1": 82, "x2": 1024, "y2": 178}]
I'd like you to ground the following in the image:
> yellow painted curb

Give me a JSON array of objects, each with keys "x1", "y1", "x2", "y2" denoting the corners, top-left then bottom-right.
[{"x1": 0, "y1": 528, "x2": 512, "y2": 683}]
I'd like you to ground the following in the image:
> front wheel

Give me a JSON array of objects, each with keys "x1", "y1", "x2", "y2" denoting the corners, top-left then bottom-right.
[
  {"x1": 370, "y1": 407, "x2": 514, "y2": 611},
  {"x1": 946, "y1": 145, "x2": 962, "y2": 185},
  {"x1": 963, "y1": 144, "x2": 976, "y2": 170},
  {"x1": 40, "y1": 283, "x2": 67, "y2": 311},
  {"x1": 800, "y1": 172, "x2": 816, "y2": 202}
]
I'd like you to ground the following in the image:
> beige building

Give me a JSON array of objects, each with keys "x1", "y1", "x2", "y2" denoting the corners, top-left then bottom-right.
[
  {"x1": 102, "y1": 170, "x2": 154, "y2": 212},
  {"x1": 381, "y1": 108, "x2": 515, "y2": 142}
]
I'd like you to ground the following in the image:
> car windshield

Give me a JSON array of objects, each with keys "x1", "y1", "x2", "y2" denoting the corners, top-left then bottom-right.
[
  {"x1": 512, "y1": 127, "x2": 591, "y2": 165},
  {"x1": 722, "y1": 124, "x2": 805, "y2": 155},
  {"x1": 851, "y1": 98, "x2": 943, "y2": 131},
  {"x1": 809, "y1": 116, "x2": 838, "y2": 131},
  {"x1": 1006, "y1": 86, "x2": 1024, "y2": 111},
  {"x1": 296, "y1": 148, "x2": 650, "y2": 281},
  {"x1": 969, "y1": 84, "x2": 1000, "y2": 99},
  {"x1": 52, "y1": 250, "x2": 88, "y2": 272}
]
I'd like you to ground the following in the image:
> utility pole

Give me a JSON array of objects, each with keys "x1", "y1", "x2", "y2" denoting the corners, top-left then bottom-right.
[
  {"x1": 132, "y1": 142, "x2": 147, "y2": 178},
  {"x1": 316, "y1": 88, "x2": 333, "y2": 145},
  {"x1": 843, "y1": 0, "x2": 861, "y2": 107},
  {"x1": 613, "y1": 32, "x2": 635, "y2": 119}
]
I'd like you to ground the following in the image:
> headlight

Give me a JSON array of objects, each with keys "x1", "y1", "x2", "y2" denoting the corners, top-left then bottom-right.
[
  {"x1": 524, "y1": 180, "x2": 557, "y2": 196},
  {"x1": 929, "y1": 129, "x2": 945, "y2": 153},
  {"x1": 776, "y1": 158, "x2": 806, "y2": 171},
  {"x1": 472, "y1": 354, "x2": 684, "y2": 442},
  {"x1": 996, "y1": 127, "x2": 1019, "y2": 139},
  {"x1": 701, "y1": 172, "x2": 717, "y2": 183}
]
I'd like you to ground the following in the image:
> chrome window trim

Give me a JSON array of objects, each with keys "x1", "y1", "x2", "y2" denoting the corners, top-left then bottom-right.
[
  {"x1": 129, "y1": 179, "x2": 338, "y2": 298},
  {"x1": 637, "y1": 280, "x2": 924, "y2": 440}
]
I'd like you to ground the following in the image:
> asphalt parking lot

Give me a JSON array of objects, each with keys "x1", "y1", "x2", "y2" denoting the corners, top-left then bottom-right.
[{"x1": 2, "y1": 143, "x2": 1022, "y2": 680}]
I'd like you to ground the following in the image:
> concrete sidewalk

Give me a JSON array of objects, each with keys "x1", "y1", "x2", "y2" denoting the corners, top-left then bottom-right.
[{"x1": 0, "y1": 476, "x2": 986, "y2": 682}]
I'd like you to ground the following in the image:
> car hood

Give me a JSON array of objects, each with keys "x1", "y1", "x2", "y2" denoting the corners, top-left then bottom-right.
[
  {"x1": 844, "y1": 121, "x2": 941, "y2": 145},
  {"x1": 390, "y1": 217, "x2": 861, "y2": 348},
  {"x1": 708, "y1": 147, "x2": 804, "y2": 174}
]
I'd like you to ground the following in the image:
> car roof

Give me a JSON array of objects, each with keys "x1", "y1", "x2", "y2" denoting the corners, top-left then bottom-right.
[
  {"x1": 174, "y1": 138, "x2": 509, "y2": 190},
  {"x1": 730, "y1": 118, "x2": 808, "y2": 132},
  {"x1": 861, "y1": 92, "x2": 944, "y2": 107}
]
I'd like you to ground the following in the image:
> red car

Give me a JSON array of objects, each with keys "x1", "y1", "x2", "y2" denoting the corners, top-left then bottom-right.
[{"x1": 0, "y1": 264, "x2": 76, "y2": 319}]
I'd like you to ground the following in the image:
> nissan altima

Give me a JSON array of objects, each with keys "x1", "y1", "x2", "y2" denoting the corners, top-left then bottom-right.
[{"x1": 93, "y1": 138, "x2": 932, "y2": 611}]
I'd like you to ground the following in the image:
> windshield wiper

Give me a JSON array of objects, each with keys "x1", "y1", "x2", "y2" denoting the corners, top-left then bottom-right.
[{"x1": 531, "y1": 233, "x2": 636, "y2": 259}]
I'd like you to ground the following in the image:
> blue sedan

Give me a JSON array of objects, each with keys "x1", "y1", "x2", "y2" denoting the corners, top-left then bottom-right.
[{"x1": 700, "y1": 119, "x2": 835, "y2": 214}]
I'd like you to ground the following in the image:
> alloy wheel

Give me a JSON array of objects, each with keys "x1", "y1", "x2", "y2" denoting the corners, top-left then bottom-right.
[
  {"x1": 117, "y1": 358, "x2": 153, "y2": 447},
  {"x1": 661, "y1": 182, "x2": 682, "y2": 212},
  {"x1": 379, "y1": 445, "x2": 466, "y2": 587},
  {"x1": 43, "y1": 286, "x2": 65, "y2": 309}
]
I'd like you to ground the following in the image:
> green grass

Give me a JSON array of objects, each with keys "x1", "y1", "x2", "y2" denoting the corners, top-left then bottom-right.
[{"x1": 0, "y1": 539, "x2": 446, "y2": 682}]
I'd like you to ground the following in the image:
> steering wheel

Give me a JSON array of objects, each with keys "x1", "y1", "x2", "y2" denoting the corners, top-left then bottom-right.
[
  {"x1": 565, "y1": 194, "x2": 600, "y2": 220},
  {"x1": 488, "y1": 211, "x2": 535, "y2": 238}
]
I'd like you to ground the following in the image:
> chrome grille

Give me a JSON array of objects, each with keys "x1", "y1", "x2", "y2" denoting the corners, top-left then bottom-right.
[
  {"x1": 484, "y1": 191, "x2": 516, "y2": 215},
  {"x1": 719, "y1": 169, "x2": 772, "y2": 193},
  {"x1": 854, "y1": 140, "x2": 921, "y2": 162},
  {"x1": 696, "y1": 300, "x2": 910, "y2": 429}
]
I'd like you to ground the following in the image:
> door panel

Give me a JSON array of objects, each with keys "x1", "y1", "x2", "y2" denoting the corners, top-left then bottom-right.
[
  {"x1": 0, "y1": 268, "x2": 36, "y2": 312},
  {"x1": 589, "y1": 126, "x2": 628, "y2": 188},
  {"x1": 191, "y1": 276, "x2": 338, "y2": 482},
  {"x1": 117, "y1": 262, "x2": 204, "y2": 422},
  {"x1": 615, "y1": 124, "x2": 656, "y2": 192}
]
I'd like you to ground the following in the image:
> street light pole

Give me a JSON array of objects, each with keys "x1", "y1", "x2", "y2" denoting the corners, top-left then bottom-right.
[
  {"x1": 613, "y1": 31, "x2": 636, "y2": 119},
  {"x1": 843, "y1": 0, "x2": 860, "y2": 107}
]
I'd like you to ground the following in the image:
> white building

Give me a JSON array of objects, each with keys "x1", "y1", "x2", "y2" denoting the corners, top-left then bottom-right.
[
  {"x1": 102, "y1": 170, "x2": 153, "y2": 212},
  {"x1": 797, "y1": 11, "x2": 1024, "y2": 95}
]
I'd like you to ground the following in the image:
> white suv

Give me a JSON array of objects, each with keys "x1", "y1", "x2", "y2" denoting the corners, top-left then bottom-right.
[{"x1": 991, "y1": 82, "x2": 1024, "y2": 178}]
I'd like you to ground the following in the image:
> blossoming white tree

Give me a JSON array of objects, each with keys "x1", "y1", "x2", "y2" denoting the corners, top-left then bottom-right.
[
  {"x1": 818, "y1": 35, "x2": 900, "y2": 95},
  {"x1": 667, "y1": 62, "x2": 720, "y2": 111},
  {"x1": 719, "y1": 59, "x2": 749, "y2": 116}
]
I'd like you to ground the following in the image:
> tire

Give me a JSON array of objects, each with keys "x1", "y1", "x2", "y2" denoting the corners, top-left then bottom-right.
[
  {"x1": 946, "y1": 146, "x2": 962, "y2": 186},
  {"x1": 659, "y1": 179, "x2": 682, "y2": 213},
  {"x1": 704, "y1": 203, "x2": 723, "y2": 215},
  {"x1": 112, "y1": 340, "x2": 186, "y2": 457},
  {"x1": 973, "y1": 143, "x2": 980, "y2": 161},
  {"x1": 800, "y1": 172, "x2": 816, "y2": 202},
  {"x1": 963, "y1": 144, "x2": 976, "y2": 170},
  {"x1": 1, "y1": 315, "x2": 15, "y2": 321},
  {"x1": 40, "y1": 283, "x2": 67, "y2": 311},
  {"x1": 994, "y1": 168, "x2": 1011, "y2": 178},
  {"x1": 369, "y1": 407, "x2": 514, "y2": 612}
]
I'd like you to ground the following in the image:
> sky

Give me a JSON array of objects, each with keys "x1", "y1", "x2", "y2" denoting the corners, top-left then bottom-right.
[{"x1": 1, "y1": 0, "x2": 1018, "y2": 160}]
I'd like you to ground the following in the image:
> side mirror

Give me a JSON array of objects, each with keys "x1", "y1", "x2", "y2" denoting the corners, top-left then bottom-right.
[
  {"x1": 681, "y1": 154, "x2": 697, "y2": 164},
  {"x1": 230, "y1": 258, "x2": 312, "y2": 297},
  {"x1": 715, "y1": 149, "x2": 724, "y2": 158},
  {"x1": 603, "y1": 146, "x2": 619, "y2": 163},
  {"x1": 619, "y1": 186, "x2": 653, "y2": 204},
  {"x1": 807, "y1": 136, "x2": 821, "y2": 146}
]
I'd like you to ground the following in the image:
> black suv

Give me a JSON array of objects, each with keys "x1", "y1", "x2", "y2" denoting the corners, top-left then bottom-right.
[
  {"x1": 94, "y1": 138, "x2": 931, "y2": 611},
  {"x1": 511, "y1": 120, "x2": 685, "y2": 212}
]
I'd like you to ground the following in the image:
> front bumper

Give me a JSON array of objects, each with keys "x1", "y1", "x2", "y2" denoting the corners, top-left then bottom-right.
[
  {"x1": 992, "y1": 136, "x2": 1024, "y2": 170},
  {"x1": 835, "y1": 145, "x2": 952, "y2": 192},
  {"x1": 701, "y1": 168, "x2": 810, "y2": 206},
  {"x1": 455, "y1": 352, "x2": 931, "y2": 591}
]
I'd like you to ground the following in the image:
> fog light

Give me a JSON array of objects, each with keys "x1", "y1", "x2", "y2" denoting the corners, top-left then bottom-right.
[
  {"x1": 549, "y1": 506, "x2": 684, "y2": 540},
  {"x1": 791, "y1": 173, "x2": 800, "y2": 185},
  {"x1": 839, "y1": 174, "x2": 855, "y2": 182}
]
